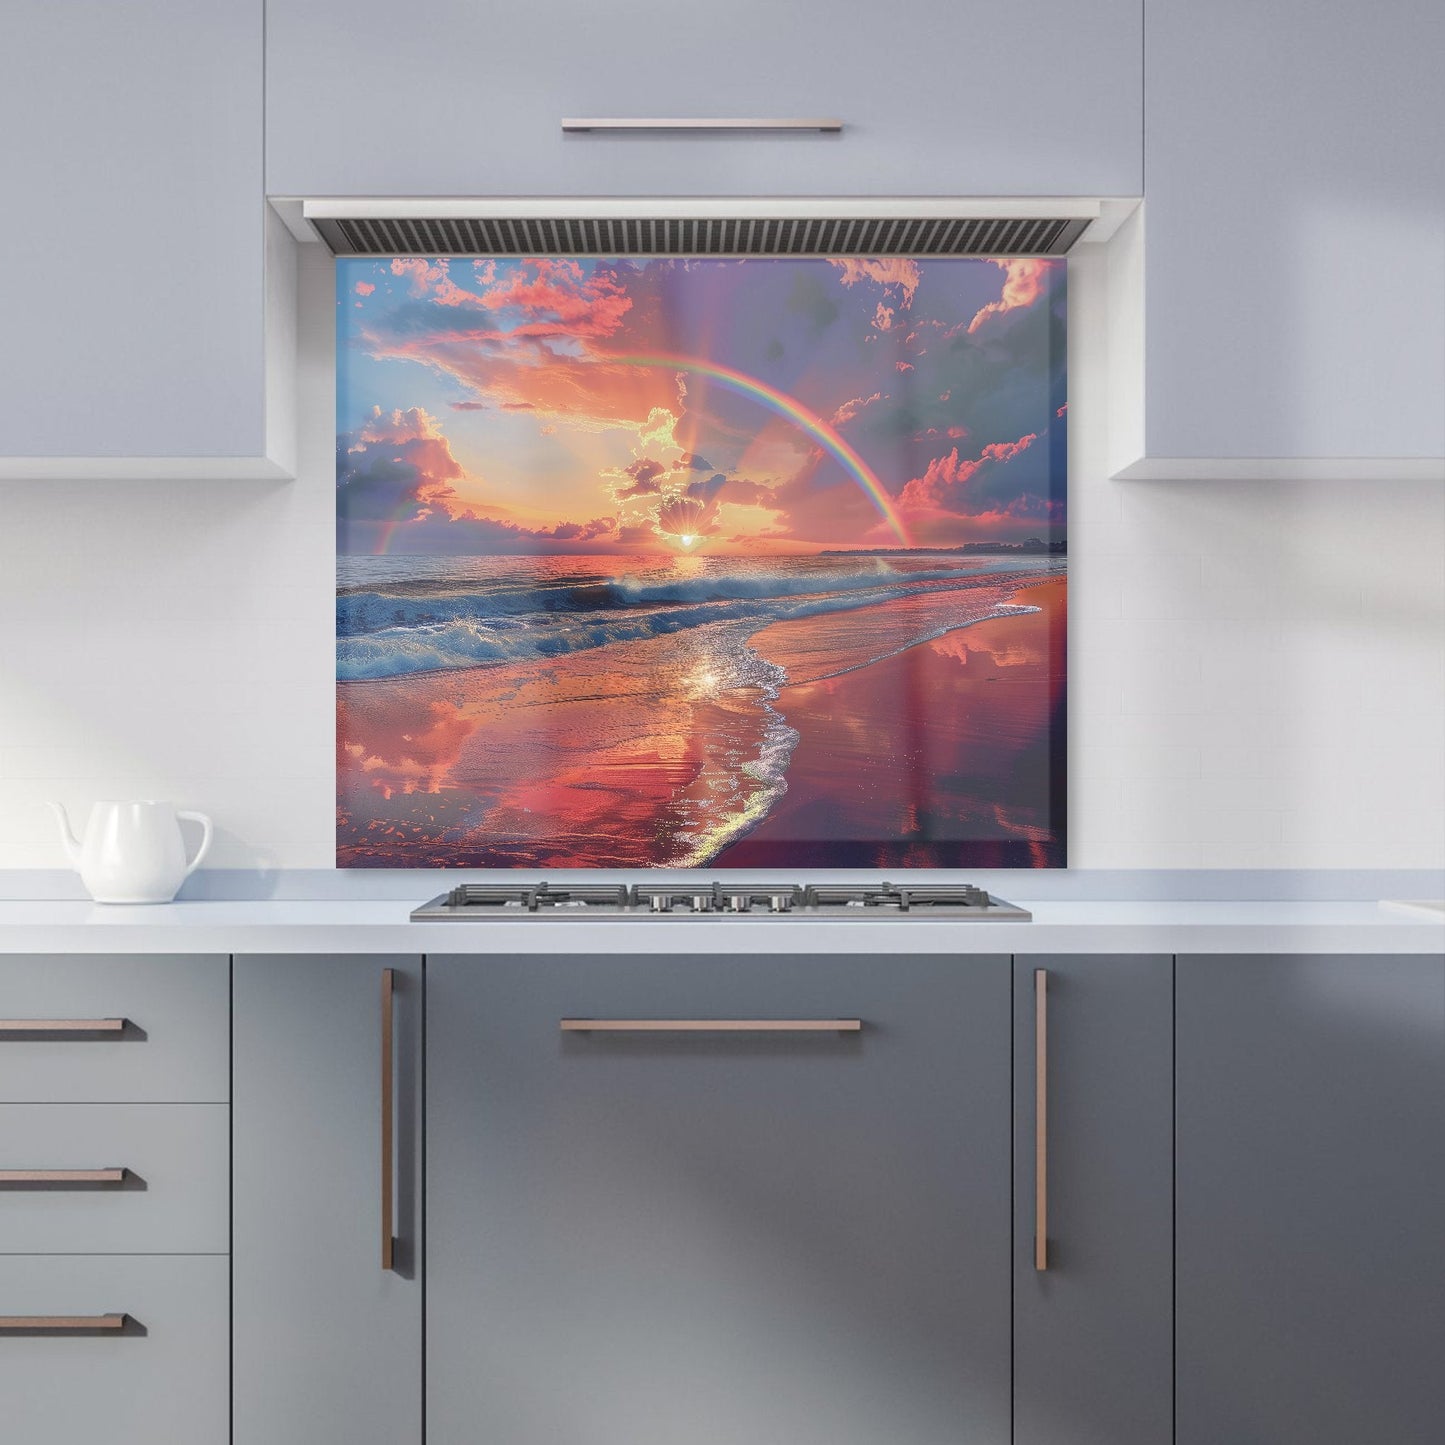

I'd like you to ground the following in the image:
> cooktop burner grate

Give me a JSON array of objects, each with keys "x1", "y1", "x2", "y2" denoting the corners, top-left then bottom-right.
[{"x1": 414, "y1": 881, "x2": 1029, "y2": 921}]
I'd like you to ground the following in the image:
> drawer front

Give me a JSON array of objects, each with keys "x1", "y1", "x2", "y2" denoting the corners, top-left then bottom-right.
[
  {"x1": 0, "y1": 955, "x2": 227, "y2": 1102},
  {"x1": 0, "y1": 1255, "x2": 227, "y2": 1445},
  {"x1": 0, "y1": 1104, "x2": 227, "y2": 1254}
]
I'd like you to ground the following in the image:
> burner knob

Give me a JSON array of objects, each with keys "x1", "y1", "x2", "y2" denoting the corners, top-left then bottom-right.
[
  {"x1": 729, "y1": 895, "x2": 749, "y2": 913},
  {"x1": 692, "y1": 895, "x2": 710, "y2": 913},
  {"x1": 649, "y1": 894, "x2": 669, "y2": 913},
  {"x1": 769, "y1": 894, "x2": 791, "y2": 913}
]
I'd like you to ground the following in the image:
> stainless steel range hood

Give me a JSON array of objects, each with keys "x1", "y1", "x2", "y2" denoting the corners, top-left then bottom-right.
[{"x1": 300, "y1": 197, "x2": 1105, "y2": 257}]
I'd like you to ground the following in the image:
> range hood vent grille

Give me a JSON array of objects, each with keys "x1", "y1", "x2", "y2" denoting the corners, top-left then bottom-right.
[{"x1": 313, "y1": 213, "x2": 1091, "y2": 258}]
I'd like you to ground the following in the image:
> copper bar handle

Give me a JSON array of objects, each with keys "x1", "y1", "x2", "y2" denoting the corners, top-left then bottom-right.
[
  {"x1": 1034, "y1": 968, "x2": 1049, "y2": 1272},
  {"x1": 0, "y1": 1169, "x2": 128, "y2": 1185},
  {"x1": 560, "y1": 1018, "x2": 862, "y2": 1033},
  {"x1": 562, "y1": 117, "x2": 842, "y2": 134},
  {"x1": 380, "y1": 968, "x2": 396, "y2": 1273},
  {"x1": 0, "y1": 1018, "x2": 127, "y2": 1035},
  {"x1": 0, "y1": 1314, "x2": 128, "y2": 1331}
]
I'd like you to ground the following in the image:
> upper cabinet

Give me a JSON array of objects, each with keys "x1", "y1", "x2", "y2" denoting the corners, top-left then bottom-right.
[
  {"x1": 265, "y1": 0, "x2": 1143, "y2": 199},
  {"x1": 0, "y1": 1, "x2": 294, "y2": 481},
  {"x1": 1124, "y1": 0, "x2": 1445, "y2": 479}
]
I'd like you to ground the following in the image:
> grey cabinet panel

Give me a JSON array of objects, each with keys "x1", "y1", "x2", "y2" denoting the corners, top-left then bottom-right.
[
  {"x1": 1143, "y1": 1, "x2": 1445, "y2": 465},
  {"x1": 1176, "y1": 952, "x2": 1445, "y2": 1444},
  {"x1": 0, "y1": 1254, "x2": 228, "y2": 1445},
  {"x1": 233, "y1": 955, "x2": 422, "y2": 1445},
  {"x1": 1013, "y1": 955, "x2": 1172, "y2": 1445},
  {"x1": 427, "y1": 953, "x2": 1012, "y2": 1445},
  {"x1": 0, "y1": 954, "x2": 229, "y2": 1102},
  {"x1": 0, "y1": 1, "x2": 267, "y2": 463},
  {"x1": 0, "y1": 1103, "x2": 227, "y2": 1254},
  {"x1": 267, "y1": 1, "x2": 1141, "y2": 197}
]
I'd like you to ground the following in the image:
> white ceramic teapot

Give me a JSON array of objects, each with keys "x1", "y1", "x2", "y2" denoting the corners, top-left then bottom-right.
[{"x1": 49, "y1": 801, "x2": 213, "y2": 904}]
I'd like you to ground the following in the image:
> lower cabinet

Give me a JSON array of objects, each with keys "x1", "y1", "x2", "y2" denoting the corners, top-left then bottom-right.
[
  {"x1": 217, "y1": 945, "x2": 1442, "y2": 1444},
  {"x1": 427, "y1": 953, "x2": 1014, "y2": 1445},
  {"x1": 232, "y1": 954, "x2": 423, "y2": 1445},
  {"x1": 1176, "y1": 952, "x2": 1445, "y2": 1444},
  {"x1": 1013, "y1": 955, "x2": 1173, "y2": 1445}
]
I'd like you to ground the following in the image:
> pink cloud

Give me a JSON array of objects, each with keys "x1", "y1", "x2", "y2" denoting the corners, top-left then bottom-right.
[
  {"x1": 828, "y1": 258, "x2": 922, "y2": 306},
  {"x1": 347, "y1": 406, "x2": 465, "y2": 513},
  {"x1": 829, "y1": 391, "x2": 884, "y2": 427},
  {"x1": 895, "y1": 360, "x2": 915, "y2": 373},
  {"x1": 898, "y1": 433, "x2": 1039, "y2": 510},
  {"x1": 480, "y1": 258, "x2": 631, "y2": 337},
  {"x1": 871, "y1": 302, "x2": 895, "y2": 331},
  {"x1": 1056, "y1": 403, "x2": 1068, "y2": 418},
  {"x1": 354, "y1": 281, "x2": 375, "y2": 296},
  {"x1": 388, "y1": 258, "x2": 480, "y2": 308},
  {"x1": 966, "y1": 259, "x2": 1050, "y2": 334}
]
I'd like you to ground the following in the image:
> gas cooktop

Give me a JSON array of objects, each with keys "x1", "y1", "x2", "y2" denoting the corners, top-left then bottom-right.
[{"x1": 411, "y1": 882, "x2": 1031, "y2": 921}]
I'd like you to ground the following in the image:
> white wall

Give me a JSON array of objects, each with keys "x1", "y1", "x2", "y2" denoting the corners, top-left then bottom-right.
[{"x1": 0, "y1": 241, "x2": 1441, "y2": 871}]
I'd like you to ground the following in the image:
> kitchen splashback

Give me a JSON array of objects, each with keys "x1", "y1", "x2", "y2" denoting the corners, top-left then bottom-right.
[{"x1": 335, "y1": 254, "x2": 1066, "y2": 868}]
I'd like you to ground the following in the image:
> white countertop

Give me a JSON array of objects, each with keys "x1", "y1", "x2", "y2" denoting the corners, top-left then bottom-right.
[{"x1": 0, "y1": 898, "x2": 1439, "y2": 954}]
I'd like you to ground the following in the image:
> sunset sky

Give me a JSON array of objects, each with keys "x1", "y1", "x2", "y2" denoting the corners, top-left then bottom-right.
[{"x1": 336, "y1": 255, "x2": 1066, "y2": 556}]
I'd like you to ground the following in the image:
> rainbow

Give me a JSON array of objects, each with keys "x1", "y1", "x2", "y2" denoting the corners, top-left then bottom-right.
[{"x1": 616, "y1": 353, "x2": 912, "y2": 546}]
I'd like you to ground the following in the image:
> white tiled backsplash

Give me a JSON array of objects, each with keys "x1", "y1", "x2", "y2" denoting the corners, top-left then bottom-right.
[{"x1": 1, "y1": 244, "x2": 1441, "y2": 871}]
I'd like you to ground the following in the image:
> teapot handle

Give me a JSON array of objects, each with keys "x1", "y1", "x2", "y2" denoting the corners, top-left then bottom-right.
[{"x1": 176, "y1": 811, "x2": 213, "y2": 877}]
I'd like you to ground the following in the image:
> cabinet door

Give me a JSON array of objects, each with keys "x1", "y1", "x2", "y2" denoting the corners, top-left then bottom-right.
[
  {"x1": 0, "y1": 1, "x2": 286, "y2": 477},
  {"x1": 1013, "y1": 955, "x2": 1172, "y2": 1445},
  {"x1": 428, "y1": 953, "x2": 1012, "y2": 1445},
  {"x1": 233, "y1": 955, "x2": 423, "y2": 1445},
  {"x1": 1176, "y1": 953, "x2": 1445, "y2": 1444},
  {"x1": 1136, "y1": 1, "x2": 1445, "y2": 475},
  {"x1": 267, "y1": 1, "x2": 1141, "y2": 198}
]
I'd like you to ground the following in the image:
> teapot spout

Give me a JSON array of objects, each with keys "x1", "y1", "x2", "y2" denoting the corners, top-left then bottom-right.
[{"x1": 48, "y1": 801, "x2": 83, "y2": 866}]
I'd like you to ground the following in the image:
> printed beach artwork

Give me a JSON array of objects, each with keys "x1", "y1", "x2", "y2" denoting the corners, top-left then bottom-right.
[{"x1": 337, "y1": 255, "x2": 1067, "y2": 867}]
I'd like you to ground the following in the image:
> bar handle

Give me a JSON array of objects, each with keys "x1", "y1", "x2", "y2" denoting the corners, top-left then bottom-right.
[
  {"x1": 560, "y1": 1018, "x2": 862, "y2": 1033},
  {"x1": 0, "y1": 1314, "x2": 128, "y2": 1331},
  {"x1": 380, "y1": 968, "x2": 395, "y2": 1273},
  {"x1": 0, "y1": 1169, "x2": 128, "y2": 1185},
  {"x1": 1034, "y1": 968, "x2": 1049, "y2": 1271},
  {"x1": 562, "y1": 117, "x2": 842, "y2": 134},
  {"x1": 0, "y1": 1018, "x2": 127, "y2": 1036}
]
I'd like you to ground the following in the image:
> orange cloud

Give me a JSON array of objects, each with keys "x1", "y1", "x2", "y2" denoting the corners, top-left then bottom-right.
[
  {"x1": 354, "y1": 281, "x2": 375, "y2": 296},
  {"x1": 828, "y1": 257, "x2": 922, "y2": 306},
  {"x1": 967, "y1": 259, "x2": 1049, "y2": 333},
  {"x1": 360, "y1": 259, "x2": 668, "y2": 433}
]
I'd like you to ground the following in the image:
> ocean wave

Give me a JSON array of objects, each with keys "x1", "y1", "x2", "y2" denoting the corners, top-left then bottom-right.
[
  {"x1": 337, "y1": 561, "x2": 998, "y2": 638},
  {"x1": 336, "y1": 563, "x2": 1062, "y2": 681}
]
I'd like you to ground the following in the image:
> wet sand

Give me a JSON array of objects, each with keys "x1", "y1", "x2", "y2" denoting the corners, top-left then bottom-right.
[
  {"x1": 716, "y1": 577, "x2": 1067, "y2": 868},
  {"x1": 336, "y1": 622, "x2": 791, "y2": 868}
]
